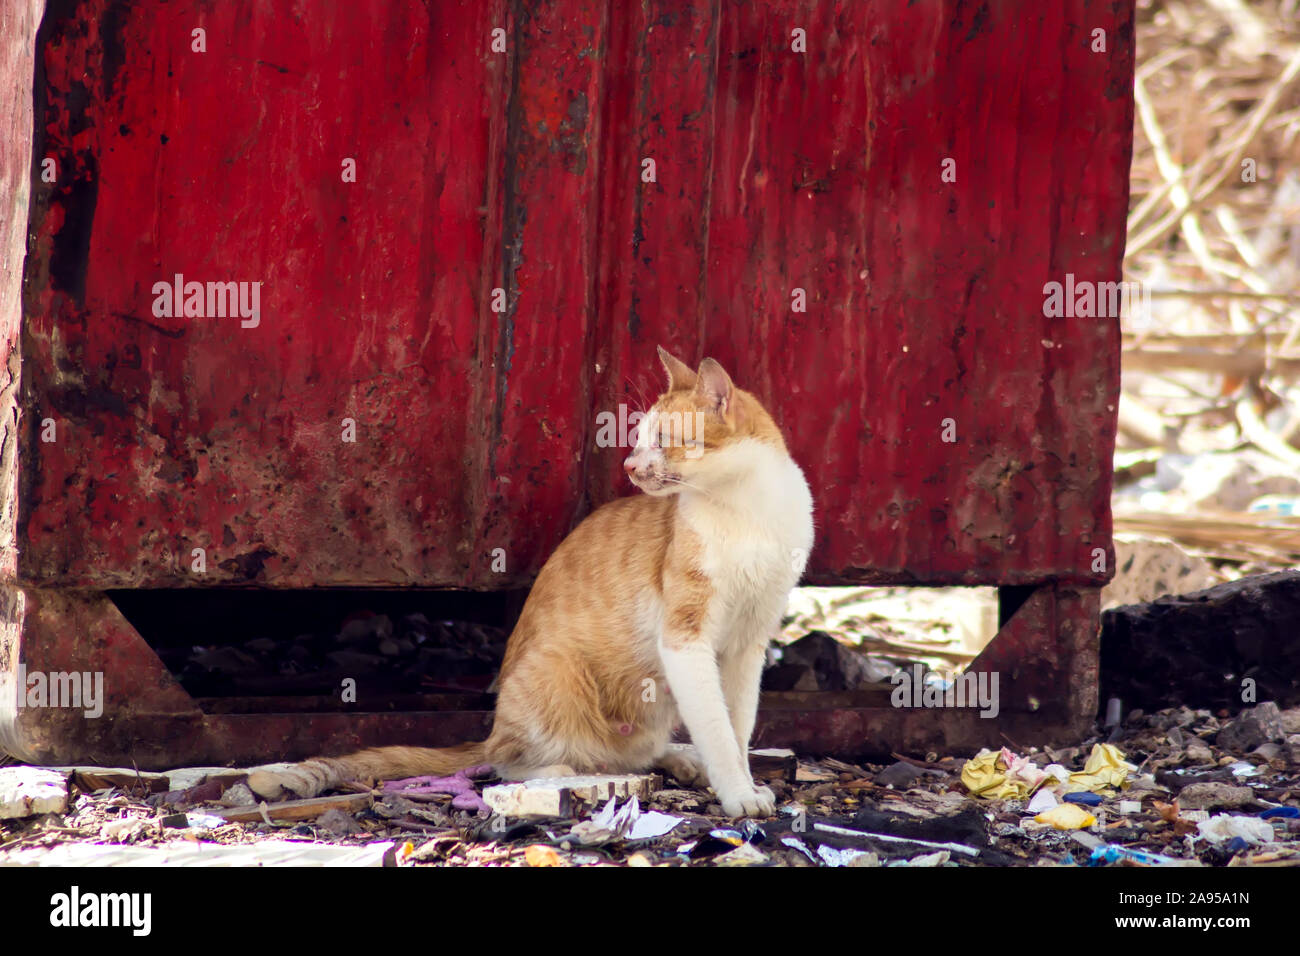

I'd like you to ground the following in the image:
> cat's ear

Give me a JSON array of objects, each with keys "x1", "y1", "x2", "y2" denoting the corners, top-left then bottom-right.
[
  {"x1": 695, "y1": 358, "x2": 734, "y2": 417},
  {"x1": 657, "y1": 346, "x2": 698, "y2": 391}
]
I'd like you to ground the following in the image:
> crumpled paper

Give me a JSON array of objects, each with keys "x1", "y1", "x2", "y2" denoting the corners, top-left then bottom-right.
[{"x1": 568, "y1": 796, "x2": 683, "y2": 846}]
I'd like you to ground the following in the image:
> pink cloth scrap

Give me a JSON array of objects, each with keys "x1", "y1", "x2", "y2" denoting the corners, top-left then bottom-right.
[{"x1": 384, "y1": 766, "x2": 494, "y2": 813}]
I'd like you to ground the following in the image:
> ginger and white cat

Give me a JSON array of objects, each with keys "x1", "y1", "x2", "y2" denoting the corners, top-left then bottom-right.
[{"x1": 247, "y1": 348, "x2": 814, "y2": 817}]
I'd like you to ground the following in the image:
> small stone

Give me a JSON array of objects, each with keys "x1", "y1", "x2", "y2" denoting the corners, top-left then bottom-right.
[
  {"x1": 846, "y1": 851, "x2": 882, "y2": 867},
  {"x1": 715, "y1": 843, "x2": 768, "y2": 866},
  {"x1": 317, "y1": 808, "x2": 363, "y2": 835},
  {"x1": 101, "y1": 817, "x2": 151, "y2": 843},
  {"x1": 1217, "y1": 702, "x2": 1286, "y2": 753},
  {"x1": 873, "y1": 761, "x2": 922, "y2": 789},
  {"x1": 218, "y1": 783, "x2": 257, "y2": 807},
  {"x1": 1281, "y1": 708, "x2": 1300, "y2": 735},
  {"x1": 1185, "y1": 739, "x2": 1214, "y2": 764},
  {"x1": 1177, "y1": 782, "x2": 1255, "y2": 810},
  {"x1": 894, "y1": 850, "x2": 950, "y2": 867},
  {"x1": 795, "y1": 765, "x2": 838, "y2": 783}
]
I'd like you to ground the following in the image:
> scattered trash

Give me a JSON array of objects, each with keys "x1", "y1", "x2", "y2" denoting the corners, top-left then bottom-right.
[
  {"x1": 569, "y1": 796, "x2": 683, "y2": 845},
  {"x1": 2, "y1": 696, "x2": 1295, "y2": 868}
]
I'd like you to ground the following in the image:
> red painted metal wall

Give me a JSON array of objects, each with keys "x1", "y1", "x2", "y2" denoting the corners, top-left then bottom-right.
[{"x1": 19, "y1": 0, "x2": 1131, "y2": 591}]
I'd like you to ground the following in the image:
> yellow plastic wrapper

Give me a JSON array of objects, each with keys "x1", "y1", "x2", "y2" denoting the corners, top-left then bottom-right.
[
  {"x1": 1034, "y1": 804, "x2": 1097, "y2": 830},
  {"x1": 961, "y1": 749, "x2": 1026, "y2": 800},
  {"x1": 961, "y1": 748, "x2": 1050, "y2": 799},
  {"x1": 1067, "y1": 743, "x2": 1137, "y2": 792}
]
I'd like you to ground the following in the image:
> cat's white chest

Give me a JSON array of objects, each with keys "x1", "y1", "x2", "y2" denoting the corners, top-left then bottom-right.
[{"x1": 679, "y1": 448, "x2": 814, "y2": 639}]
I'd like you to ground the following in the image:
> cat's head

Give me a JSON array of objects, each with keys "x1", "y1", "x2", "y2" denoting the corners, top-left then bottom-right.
[{"x1": 622, "y1": 347, "x2": 788, "y2": 496}]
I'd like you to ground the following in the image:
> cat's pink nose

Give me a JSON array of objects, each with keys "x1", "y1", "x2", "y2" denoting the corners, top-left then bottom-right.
[{"x1": 623, "y1": 457, "x2": 638, "y2": 475}]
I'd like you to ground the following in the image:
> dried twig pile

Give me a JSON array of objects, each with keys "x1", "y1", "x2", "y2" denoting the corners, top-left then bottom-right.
[{"x1": 1118, "y1": 0, "x2": 1300, "y2": 568}]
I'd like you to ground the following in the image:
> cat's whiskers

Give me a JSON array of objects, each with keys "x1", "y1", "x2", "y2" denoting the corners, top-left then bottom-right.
[
  {"x1": 626, "y1": 377, "x2": 652, "y2": 420},
  {"x1": 662, "y1": 474, "x2": 713, "y2": 498}
]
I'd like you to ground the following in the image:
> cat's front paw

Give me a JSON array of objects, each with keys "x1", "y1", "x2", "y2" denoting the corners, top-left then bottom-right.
[{"x1": 718, "y1": 784, "x2": 775, "y2": 818}]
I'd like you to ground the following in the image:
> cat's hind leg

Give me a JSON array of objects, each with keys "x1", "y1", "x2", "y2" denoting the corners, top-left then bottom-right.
[{"x1": 655, "y1": 742, "x2": 711, "y2": 788}]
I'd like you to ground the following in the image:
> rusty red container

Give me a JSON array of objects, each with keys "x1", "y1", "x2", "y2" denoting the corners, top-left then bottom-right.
[{"x1": 0, "y1": 0, "x2": 1134, "y2": 766}]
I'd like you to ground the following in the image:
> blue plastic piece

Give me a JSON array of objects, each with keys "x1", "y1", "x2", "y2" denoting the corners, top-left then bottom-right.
[
  {"x1": 1088, "y1": 845, "x2": 1183, "y2": 867},
  {"x1": 1063, "y1": 792, "x2": 1104, "y2": 806},
  {"x1": 1260, "y1": 806, "x2": 1300, "y2": 819}
]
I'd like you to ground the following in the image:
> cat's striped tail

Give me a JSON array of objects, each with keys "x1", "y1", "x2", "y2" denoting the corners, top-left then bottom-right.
[{"x1": 246, "y1": 741, "x2": 489, "y2": 800}]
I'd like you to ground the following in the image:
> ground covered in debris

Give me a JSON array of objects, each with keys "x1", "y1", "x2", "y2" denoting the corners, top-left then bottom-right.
[{"x1": 3, "y1": 702, "x2": 1298, "y2": 867}]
